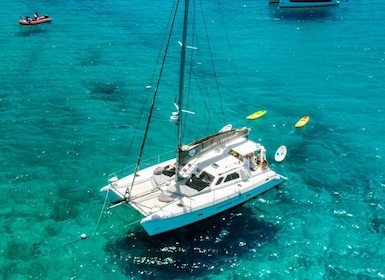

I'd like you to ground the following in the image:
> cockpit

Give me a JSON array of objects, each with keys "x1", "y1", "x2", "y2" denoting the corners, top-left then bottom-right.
[{"x1": 185, "y1": 171, "x2": 214, "y2": 191}]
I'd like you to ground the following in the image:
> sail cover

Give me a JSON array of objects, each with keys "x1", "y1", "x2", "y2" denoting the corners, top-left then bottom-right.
[{"x1": 178, "y1": 127, "x2": 250, "y2": 166}]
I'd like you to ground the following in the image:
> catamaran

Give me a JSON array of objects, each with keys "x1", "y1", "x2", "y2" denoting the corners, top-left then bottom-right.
[
  {"x1": 100, "y1": 0, "x2": 287, "y2": 236},
  {"x1": 269, "y1": 0, "x2": 339, "y2": 8}
]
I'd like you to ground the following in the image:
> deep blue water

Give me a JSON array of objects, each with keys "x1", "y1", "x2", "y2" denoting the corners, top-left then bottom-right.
[{"x1": 1, "y1": 0, "x2": 385, "y2": 279}]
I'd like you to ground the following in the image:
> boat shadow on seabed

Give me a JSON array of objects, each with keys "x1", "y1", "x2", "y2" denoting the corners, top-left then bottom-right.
[
  {"x1": 104, "y1": 205, "x2": 279, "y2": 278},
  {"x1": 17, "y1": 26, "x2": 48, "y2": 37},
  {"x1": 268, "y1": 4, "x2": 340, "y2": 22}
]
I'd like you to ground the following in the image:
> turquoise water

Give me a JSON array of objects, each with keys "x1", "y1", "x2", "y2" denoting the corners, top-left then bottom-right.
[{"x1": 1, "y1": 0, "x2": 385, "y2": 279}]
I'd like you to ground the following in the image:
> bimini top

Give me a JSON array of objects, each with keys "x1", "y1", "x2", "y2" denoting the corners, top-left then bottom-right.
[{"x1": 231, "y1": 140, "x2": 261, "y2": 156}]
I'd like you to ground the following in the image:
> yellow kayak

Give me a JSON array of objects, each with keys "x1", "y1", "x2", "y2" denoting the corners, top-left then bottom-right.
[
  {"x1": 295, "y1": 116, "x2": 310, "y2": 128},
  {"x1": 246, "y1": 110, "x2": 267, "y2": 120}
]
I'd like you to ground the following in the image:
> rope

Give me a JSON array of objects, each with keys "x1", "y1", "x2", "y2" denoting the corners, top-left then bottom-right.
[
  {"x1": 91, "y1": 189, "x2": 111, "y2": 237},
  {"x1": 92, "y1": 190, "x2": 145, "y2": 237}
]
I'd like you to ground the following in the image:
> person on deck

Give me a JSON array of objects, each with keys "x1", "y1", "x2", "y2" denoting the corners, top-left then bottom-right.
[
  {"x1": 243, "y1": 155, "x2": 250, "y2": 170},
  {"x1": 256, "y1": 152, "x2": 262, "y2": 166},
  {"x1": 249, "y1": 153, "x2": 256, "y2": 171}
]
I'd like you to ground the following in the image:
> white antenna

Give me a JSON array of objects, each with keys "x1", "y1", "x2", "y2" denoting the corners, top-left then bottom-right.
[
  {"x1": 174, "y1": 103, "x2": 195, "y2": 114},
  {"x1": 170, "y1": 103, "x2": 195, "y2": 123},
  {"x1": 178, "y1": 41, "x2": 198, "y2": 50}
]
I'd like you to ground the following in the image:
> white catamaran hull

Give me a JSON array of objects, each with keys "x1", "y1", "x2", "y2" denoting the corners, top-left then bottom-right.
[
  {"x1": 277, "y1": 0, "x2": 339, "y2": 8},
  {"x1": 139, "y1": 174, "x2": 285, "y2": 236},
  {"x1": 101, "y1": 130, "x2": 287, "y2": 236}
]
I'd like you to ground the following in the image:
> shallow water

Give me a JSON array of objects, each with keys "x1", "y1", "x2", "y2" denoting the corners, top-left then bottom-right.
[{"x1": 1, "y1": 0, "x2": 385, "y2": 279}]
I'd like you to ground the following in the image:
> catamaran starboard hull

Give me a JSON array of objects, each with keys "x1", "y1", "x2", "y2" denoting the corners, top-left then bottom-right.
[
  {"x1": 140, "y1": 175, "x2": 286, "y2": 236},
  {"x1": 277, "y1": 0, "x2": 339, "y2": 8}
]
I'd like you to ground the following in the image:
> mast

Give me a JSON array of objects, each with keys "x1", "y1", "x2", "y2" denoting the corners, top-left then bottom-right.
[{"x1": 176, "y1": 0, "x2": 189, "y2": 177}]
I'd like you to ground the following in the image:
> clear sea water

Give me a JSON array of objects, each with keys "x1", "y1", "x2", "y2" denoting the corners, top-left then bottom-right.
[{"x1": 1, "y1": 0, "x2": 385, "y2": 279}]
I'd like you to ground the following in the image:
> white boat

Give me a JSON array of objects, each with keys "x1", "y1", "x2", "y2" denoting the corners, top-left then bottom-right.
[
  {"x1": 274, "y1": 145, "x2": 287, "y2": 162},
  {"x1": 100, "y1": 0, "x2": 287, "y2": 236},
  {"x1": 274, "y1": 0, "x2": 339, "y2": 8}
]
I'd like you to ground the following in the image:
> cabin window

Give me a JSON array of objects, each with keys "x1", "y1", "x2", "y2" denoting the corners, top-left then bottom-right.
[
  {"x1": 216, "y1": 177, "x2": 224, "y2": 185},
  {"x1": 200, "y1": 171, "x2": 214, "y2": 184},
  {"x1": 224, "y1": 172, "x2": 240, "y2": 183}
]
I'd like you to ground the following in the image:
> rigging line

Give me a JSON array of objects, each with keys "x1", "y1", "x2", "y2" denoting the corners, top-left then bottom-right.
[
  {"x1": 94, "y1": 190, "x2": 147, "y2": 235},
  {"x1": 199, "y1": 0, "x2": 227, "y2": 126},
  {"x1": 92, "y1": 188, "x2": 111, "y2": 237},
  {"x1": 214, "y1": 0, "x2": 241, "y2": 88},
  {"x1": 121, "y1": 0, "x2": 180, "y2": 170},
  {"x1": 126, "y1": 0, "x2": 182, "y2": 198},
  {"x1": 183, "y1": 0, "x2": 223, "y2": 134}
]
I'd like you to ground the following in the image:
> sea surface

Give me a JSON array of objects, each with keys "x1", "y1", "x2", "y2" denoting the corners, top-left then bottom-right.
[{"x1": 1, "y1": 0, "x2": 385, "y2": 279}]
